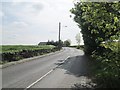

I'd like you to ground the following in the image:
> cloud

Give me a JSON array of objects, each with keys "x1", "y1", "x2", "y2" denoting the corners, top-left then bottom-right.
[
  {"x1": 32, "y1": 4, "x2": 43, "y2": 11},
  {"x1": 12, "y1": 21, "x2": 28, "y2": 28},
  {"x1": 12, "y1": 0, "x2": 73, "y2": 29},
  {"x1": 2, "y1": 0, "x2": 83, "y2": 45},
  {"x1": 0, "y1": 25, "x2": 2, "y2": 45},
  {"x1": 0, "y1": 11, "x2": 4, "y2": 17}
]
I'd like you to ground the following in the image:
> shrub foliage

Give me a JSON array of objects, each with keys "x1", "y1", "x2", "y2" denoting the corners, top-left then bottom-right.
[
  {"x1": 1, "y1": 45, "x2": 59, "y2": 63},
  {"x1": 71, "y1": 0, "x2": 120, "y2": 88}
]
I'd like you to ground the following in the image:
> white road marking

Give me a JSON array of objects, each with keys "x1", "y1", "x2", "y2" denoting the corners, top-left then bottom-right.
[
  {"x1": 24, "y1": 56, "x2": 71, "y2": 90},
  {"x1": 55, "y1": 56, "x2": 70, "y2": 68},
  {"x1": 62, "y1": 56, "x2": 70, "y2": 63},
  {"x1": 66, "y1": 56, "x2": 70, "y2": 60},
  {"x1": 25, "y1": 69, "x2": 53, "y2": 90}
]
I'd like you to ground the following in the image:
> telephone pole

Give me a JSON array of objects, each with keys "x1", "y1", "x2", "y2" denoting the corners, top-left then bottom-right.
[{"x1": 58, "y1": 22, "x2": 61, "y2": 50}]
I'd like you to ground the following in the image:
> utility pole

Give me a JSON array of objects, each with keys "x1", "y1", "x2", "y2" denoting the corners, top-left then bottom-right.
[
  {"x1": 58, "y1": 22, "x2": 67, "y2": 50},
  {"x1": 58, "y1": 22, "x2": 61, "y2": 50}
]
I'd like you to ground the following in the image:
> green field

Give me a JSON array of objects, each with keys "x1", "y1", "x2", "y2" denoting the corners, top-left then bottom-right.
[
  {"x1": 1, "y1": 45, "x2": 55, "y2": 53},
  {"x1": 1, "y1": 45, "x2": 58, "y2": 64}
]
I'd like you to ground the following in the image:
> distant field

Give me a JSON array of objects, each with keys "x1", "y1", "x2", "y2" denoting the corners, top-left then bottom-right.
[
  {"x1": 1, "y1": 45, "x2": 55, "y2": 53},
  {"x1": 0, "y1": 45, "x2": 58, "y2": 64}
]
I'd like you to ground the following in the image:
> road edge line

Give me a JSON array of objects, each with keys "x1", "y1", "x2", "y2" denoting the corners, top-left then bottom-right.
[
  {"x1": 25, "y1": 55, "x2": 70, "y2": 89},
  {"x1": 63, "y1": 56, "x2": 70, "y2": 63},
  {"x1": 55, "y1": 56, "x2": 70, "y2": 68},
  {"x1": 25, "y1": 69, "x2": 53, "y2": 90}
]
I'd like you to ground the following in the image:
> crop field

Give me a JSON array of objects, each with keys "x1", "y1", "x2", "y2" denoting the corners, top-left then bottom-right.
[
  {"x1": 1, "y1": 45, "x2": 55, "y2": 53},
  {"x1": 0, "y1": 45, "x2": 58, "y2": 64}
]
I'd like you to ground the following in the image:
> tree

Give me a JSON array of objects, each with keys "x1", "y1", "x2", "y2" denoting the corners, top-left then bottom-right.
[
  {"x1": 75, "y1": 33, "x2": 81, "y2": 46},
  {"x1": 46, "y1": 40, "x2": 55, "y2": 46},
  {"x1": 71, "y1": 1, "x2": 120, "y2": 88},
  {"x1": 46, "y1": 40, "x2": 63, "y2": 47},
  {"x1": 71, "y1": 1, "x2": 120, "y2": 54},
  {"x1": 63, "y1": 39, "x2": 71, "y2": 47}
]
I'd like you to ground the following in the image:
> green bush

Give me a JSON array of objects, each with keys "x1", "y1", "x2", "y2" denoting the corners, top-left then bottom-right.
[
  {"x1": 91, "y1": 45, "x2": 120, "y2": 88},
  {"x1": 71, "y1": 1, "x2": 120, "y2": 88},
  {"x1": 1, "y1": 45, "x2": 59, "y2": 63}
]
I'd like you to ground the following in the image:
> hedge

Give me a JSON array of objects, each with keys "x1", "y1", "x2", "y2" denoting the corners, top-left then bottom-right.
[{"x1": 1, "y1": 47, "x2": 59, "y2": 63}]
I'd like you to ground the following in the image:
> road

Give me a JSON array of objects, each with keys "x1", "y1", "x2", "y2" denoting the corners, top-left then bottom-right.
[{"x1": 2, "y1": 47, "x2": 90, "y2": 89}]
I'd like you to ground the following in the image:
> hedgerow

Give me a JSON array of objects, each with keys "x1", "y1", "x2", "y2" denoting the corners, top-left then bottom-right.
[
  {"x1": 71, "y1": 0, "x2": 120, "y2": 88},
  {"x1": 1, "y1": 45, "x2": 59, "y2": 63}
]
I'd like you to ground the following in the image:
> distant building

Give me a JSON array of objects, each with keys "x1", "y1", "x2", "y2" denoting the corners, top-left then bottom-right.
[{"x1": 38, "y1": 42, "x2": 47, "y2": 45}]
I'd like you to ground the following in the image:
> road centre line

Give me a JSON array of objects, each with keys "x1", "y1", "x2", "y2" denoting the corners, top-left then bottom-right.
[{"x1": 25, "y1": 56, "x2": 70, "y2": 89}]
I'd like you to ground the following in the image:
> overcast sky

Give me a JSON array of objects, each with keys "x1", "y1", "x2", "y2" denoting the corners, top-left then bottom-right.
[{"x1": 1, "y1": 0, "x2": 84, "y2": 45}]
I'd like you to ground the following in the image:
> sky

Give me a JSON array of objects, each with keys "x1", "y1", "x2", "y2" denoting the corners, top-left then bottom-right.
[{"x1": 1, "y1": 0, "x2": 84, "y2": 45}]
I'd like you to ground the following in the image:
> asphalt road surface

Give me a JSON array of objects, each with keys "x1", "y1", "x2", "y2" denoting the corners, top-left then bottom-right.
[{"x1": 2, "y1": 47, "x2": 90, "y2": 89}]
